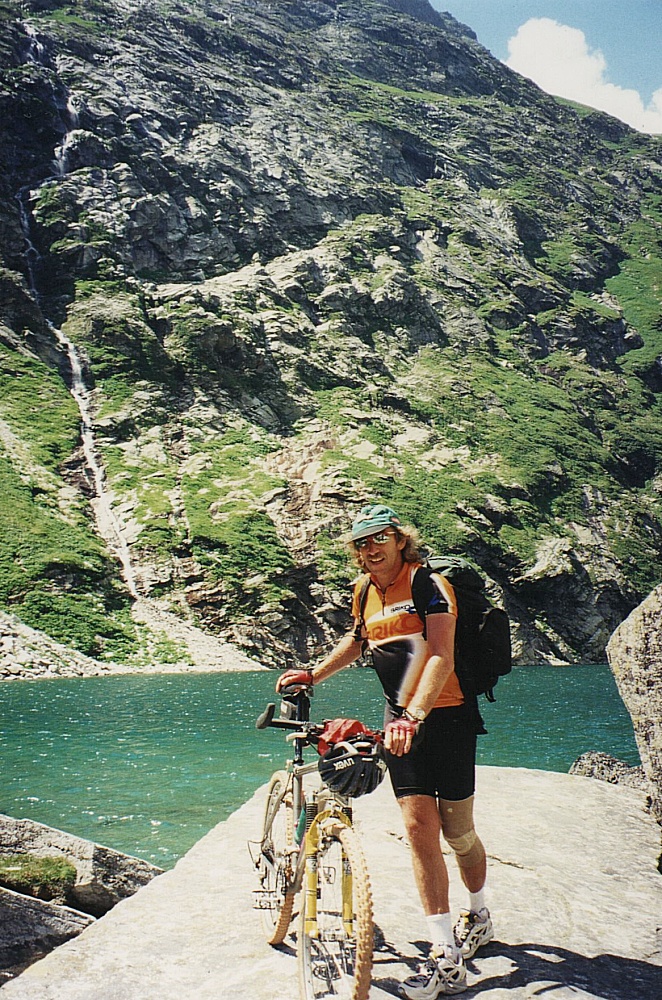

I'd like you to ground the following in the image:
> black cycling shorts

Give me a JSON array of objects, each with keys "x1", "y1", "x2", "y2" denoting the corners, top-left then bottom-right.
[{"x1": 384, "y1": 703, "x2": 478, "y2": 801}]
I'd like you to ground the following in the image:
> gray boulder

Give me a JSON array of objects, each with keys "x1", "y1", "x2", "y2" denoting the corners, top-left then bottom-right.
[
  {"x1": 570, "y1": 750, "x2": 647, "y2": 789},
  {"x1": 0, "y1": 887, "x2": 93, "y2": 985},
  {"x1": 606, "y1": 583, "x2": 662, "y2": 824},
  {"x1": 0, "y1": 815, "x2": 162, "y2": 917}
]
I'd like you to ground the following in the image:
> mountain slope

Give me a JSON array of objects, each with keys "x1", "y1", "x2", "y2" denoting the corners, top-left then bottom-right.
[{"x1": 1, "y1": 0, "x2": 661, "y2": 668}]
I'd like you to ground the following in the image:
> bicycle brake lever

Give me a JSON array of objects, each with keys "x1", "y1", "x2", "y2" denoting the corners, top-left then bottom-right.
[{"x1": 285, "y1": 730, "x2": 308, "y2": 743}]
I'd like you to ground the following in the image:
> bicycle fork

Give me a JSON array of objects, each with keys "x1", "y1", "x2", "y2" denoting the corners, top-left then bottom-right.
[{"x1": 303, "y1": 809, "x2": 354, "y2": 939}]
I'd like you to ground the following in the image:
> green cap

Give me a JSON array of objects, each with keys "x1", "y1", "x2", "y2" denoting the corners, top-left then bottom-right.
[{"x1": 351, "y1": 504, "x2": 402, "y2": 541}]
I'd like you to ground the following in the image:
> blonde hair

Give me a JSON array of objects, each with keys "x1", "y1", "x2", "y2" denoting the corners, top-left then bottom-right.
[{"x1": 347, "y1": 525, "x2": 423, "y2": 570}]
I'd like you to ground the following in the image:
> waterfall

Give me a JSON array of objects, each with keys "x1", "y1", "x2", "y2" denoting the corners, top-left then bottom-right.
[
  {"x1": 15, "y1": 189, "x2": 41, "y2": 292},
  {"x1": 15, "y1": 24, "x2": 140, "y2": 600},
  {"x1": 51, "y1": 324, "x2": 140, "y2": 599},
  {"x1": 53, "y1": 95, "x2": 80, "y2": 176},
  {"x1": 24, "y1": 23, "x2": 45, "y2": 64}
]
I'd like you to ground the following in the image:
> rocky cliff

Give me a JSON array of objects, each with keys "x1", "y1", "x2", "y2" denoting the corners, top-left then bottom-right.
[{"x1": 1, "y1": 0, "x2": 661, "y2": 669}]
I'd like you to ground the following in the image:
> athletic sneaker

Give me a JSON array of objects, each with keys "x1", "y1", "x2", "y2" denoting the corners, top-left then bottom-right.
[
  {"x1": 454, "y1": 908, "x2": 494, "y2": 959},
  {"x1": 398, "y1": 945, "x2": 467, "y2": 998}
]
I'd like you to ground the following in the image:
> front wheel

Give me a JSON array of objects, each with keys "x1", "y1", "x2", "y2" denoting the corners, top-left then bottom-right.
[
  {"x1": 258, "y1": 770, "x2": 296, "y2": 944},
  {"x1": 299, "y1": 822, "x2": 373, "y2": 1000}
]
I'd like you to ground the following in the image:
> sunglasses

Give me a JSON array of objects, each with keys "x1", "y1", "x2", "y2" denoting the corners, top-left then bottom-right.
[{"x1": 354, "y1": 531, "x2": 396, "y2": 549}]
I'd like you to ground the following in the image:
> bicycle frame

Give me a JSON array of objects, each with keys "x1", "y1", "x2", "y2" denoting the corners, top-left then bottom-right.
[
  {"x1": 254, "y1": 687, "x2": 376, "y2": 1000},
  {"x1": 257, "y1": 690, "x2": 351, "y2": 898}
]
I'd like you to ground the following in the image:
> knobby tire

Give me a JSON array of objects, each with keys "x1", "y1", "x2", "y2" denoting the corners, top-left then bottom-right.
[
  {"x1": 298, "y1": 822, "x2": 373, "y2": 1000},
  {"x1": 260, "y1": 770, "x2": 296, "y2": 945}
]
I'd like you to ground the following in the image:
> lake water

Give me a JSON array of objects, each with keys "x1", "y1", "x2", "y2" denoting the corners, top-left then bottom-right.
[{"x1": 0, "y1": 665, "x2": 639, "y2": 869}]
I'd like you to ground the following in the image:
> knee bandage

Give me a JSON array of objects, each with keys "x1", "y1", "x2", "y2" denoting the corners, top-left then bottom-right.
[{"x1": 439, "y1": 797, "x2": 486, "y2": 870}]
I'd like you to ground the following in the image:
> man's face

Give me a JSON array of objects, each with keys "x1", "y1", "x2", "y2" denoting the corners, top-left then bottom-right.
[{"x1": 355, "y1": 529, "x2": 406, "y2": 582}]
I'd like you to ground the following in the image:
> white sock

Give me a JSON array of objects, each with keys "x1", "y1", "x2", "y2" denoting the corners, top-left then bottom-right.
[
  {"x1": 426, "y1": 912, "x2": 456, "y2": 953},
  {"x1": 468, "y1": 888, "x2": 486, "y2": 914}
]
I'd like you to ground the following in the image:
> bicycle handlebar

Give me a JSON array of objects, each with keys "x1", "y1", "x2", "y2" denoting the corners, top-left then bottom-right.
[
  {"x1": 255, "y1": 686, "x2": 324, "y2": 750},
  {"x1": 255, "y1": 703, "x2": 310, "y2": 732}
]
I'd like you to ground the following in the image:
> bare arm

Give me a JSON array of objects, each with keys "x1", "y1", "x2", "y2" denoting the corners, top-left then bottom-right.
[
  {"x1": 311, "y1": 629, "x2": 364, "y2": 684},
  {"x1": 405, "y1": 612, "x2": 456, "y2": 717},
  {"x1": 275, "y1": 627, "x2": 364, "y2": 692}
]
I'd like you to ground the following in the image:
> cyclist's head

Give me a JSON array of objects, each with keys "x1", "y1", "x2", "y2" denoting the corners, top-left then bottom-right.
[
  {"x1": 351, "y1": 503, "x2": 402, "y2": 540},
  {"x1": 318, "y1": 733, "x2": 387, "y2": 798},
  {"x1": 347, "y1": 503, "x2": 421, "y2": 567}
]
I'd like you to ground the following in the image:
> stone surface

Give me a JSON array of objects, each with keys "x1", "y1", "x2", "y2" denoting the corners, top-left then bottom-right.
[
  {"x1": 0, "y1": 815, "x2": 163, "y2": 918},
  {"x1": 0, "y1": 767, "x2": 659, "y2": 999},
  {"x1": 607, "y1": 584, "x2": 662, "y2": 824}
]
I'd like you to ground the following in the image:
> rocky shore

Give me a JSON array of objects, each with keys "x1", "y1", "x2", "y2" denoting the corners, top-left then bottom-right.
[
  {"x1": 2, "y1": 0, "x2": 661, "y2": 674},
  {"x1": 0, "y1": 815, "x2": 162, "y2": 986},
  {"x1": 0, "y1": 603, "x2": 263, "y2": 681}
]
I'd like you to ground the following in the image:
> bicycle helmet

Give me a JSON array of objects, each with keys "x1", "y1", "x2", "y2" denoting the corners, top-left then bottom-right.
[{"x1": 318, "y1": 733, "x2": 387, "y2": 798}]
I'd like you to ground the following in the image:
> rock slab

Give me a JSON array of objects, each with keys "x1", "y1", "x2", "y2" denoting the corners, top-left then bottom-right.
[
  {"x1": 607, "y1": 583, "x2": 662, "y2": 824},
  {"x1": 0, "y1": 766, "x2": 659, "y2": 999}
]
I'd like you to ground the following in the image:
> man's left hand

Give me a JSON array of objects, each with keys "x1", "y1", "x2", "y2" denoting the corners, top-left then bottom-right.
[{"x1": 384, "y1": 716, "x2": 419, "y2": 756}]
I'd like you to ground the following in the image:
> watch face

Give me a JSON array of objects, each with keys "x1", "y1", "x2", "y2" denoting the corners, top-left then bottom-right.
[{"x1": 407, "y1": 707, "x2": 426, "y2": 722}]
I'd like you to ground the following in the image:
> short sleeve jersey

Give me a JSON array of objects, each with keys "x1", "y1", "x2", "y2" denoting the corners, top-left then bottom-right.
[{"x1": 351, "y1": 560, "x2": 464, "y2": 711}]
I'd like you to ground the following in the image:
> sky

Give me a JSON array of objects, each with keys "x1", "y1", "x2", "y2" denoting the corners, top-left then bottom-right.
[{"x1": 432, "y1": 1, "x2": 662, "y2": 134}]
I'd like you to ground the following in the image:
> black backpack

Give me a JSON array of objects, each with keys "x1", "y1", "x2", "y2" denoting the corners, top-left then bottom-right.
[{"x1": 358, "y1": 555, "x2": 512, "y2": 703}]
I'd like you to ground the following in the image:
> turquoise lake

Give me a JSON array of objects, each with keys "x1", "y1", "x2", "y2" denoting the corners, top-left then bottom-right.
[{"x1": 0, "y1": 665, "x2": 639, "y2": 869}]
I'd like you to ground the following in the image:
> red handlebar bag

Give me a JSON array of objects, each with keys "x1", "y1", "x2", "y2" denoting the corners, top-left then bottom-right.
[{"x1": 317, "y1": 718, "x2": 382, "y2": 756}]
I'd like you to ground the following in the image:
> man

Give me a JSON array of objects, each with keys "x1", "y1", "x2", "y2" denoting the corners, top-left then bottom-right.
[{"x1": 277, "y1": 503, "x2": 493, "y2": 998}]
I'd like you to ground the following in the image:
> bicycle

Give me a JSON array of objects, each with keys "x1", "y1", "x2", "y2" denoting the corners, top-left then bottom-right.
[{"x1": 251, "y1": 684, "x2": 383, "y2": 1000}]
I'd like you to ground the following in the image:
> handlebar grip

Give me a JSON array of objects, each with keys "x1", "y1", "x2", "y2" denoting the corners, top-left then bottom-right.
[{"x1": 256, "y1": 703, "x2": 276, "y2": 730}]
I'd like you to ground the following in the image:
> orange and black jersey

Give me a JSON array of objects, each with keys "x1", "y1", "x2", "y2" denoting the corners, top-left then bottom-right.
[{"x1": 351, "y1": 561, "x2": 464, "y2": 711}]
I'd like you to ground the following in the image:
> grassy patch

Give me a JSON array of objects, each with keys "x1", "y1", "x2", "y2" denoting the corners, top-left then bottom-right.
[
  {"x1": 0, "y1": 455, "x2": 137, "y2": 659},
  {"x1": 0, "y1": 854, "x2": 77, "y2": 901},
  {"x1": 606, "y1": 208, "x2": 662, "y2": 379},
  {"x1": 0, "y1": 344, "x2": 79, "y2": 470},
  {"x1": 190, "y1": 509, "x2": 295, "y2": 608}
]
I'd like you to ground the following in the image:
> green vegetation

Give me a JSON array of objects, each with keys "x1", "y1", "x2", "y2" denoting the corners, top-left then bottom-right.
[
  {"x1": 32, "y1": 0, "x2": 112, "y2": 33},
  {"x1": 63, "y1": 289, "x2": 182, "y2": 396},
  {"x1": 0, "y1": 344, "x2": 79, "y2": 469},
  {"x1": 0, "y1": 854, "x2": 77, "y2": 901},
  {"x1": 606, "y1": 203, "x2": 662, "y2": 379},
  {"x1": 306, "y1": 333, "x2": 661, "y2": 582},
  {"x1": 127, "y1": 628, "x2": 194, "y2": 668},
  {"x1": 181, "y1": 427, "x2": 292, "y2": 613},
  {"x1": 0, "y1": 346, "x2": 137, "y2": 659}
]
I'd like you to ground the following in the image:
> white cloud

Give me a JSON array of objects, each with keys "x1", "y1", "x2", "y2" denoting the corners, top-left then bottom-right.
[{"x1": 505, "y1": 17, "x2": 662, "y2": 135}]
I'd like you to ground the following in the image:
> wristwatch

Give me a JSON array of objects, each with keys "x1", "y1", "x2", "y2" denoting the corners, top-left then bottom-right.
[{"x1": 403, "y1": 706, "x2": 426, "y2": 723}]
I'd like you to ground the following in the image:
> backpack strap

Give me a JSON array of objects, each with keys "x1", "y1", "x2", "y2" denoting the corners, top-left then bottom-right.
[
  {"x1": 411, "y1": 564, "x2": 436, "y2": 640},
  {"x1": 354, "y1": 574, "x2": 372, "y2": 642}
]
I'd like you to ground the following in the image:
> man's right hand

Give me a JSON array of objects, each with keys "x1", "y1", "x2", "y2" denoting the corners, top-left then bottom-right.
[{"x1": 276, "y1": 669, "x2": 314, "y2": 693}]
